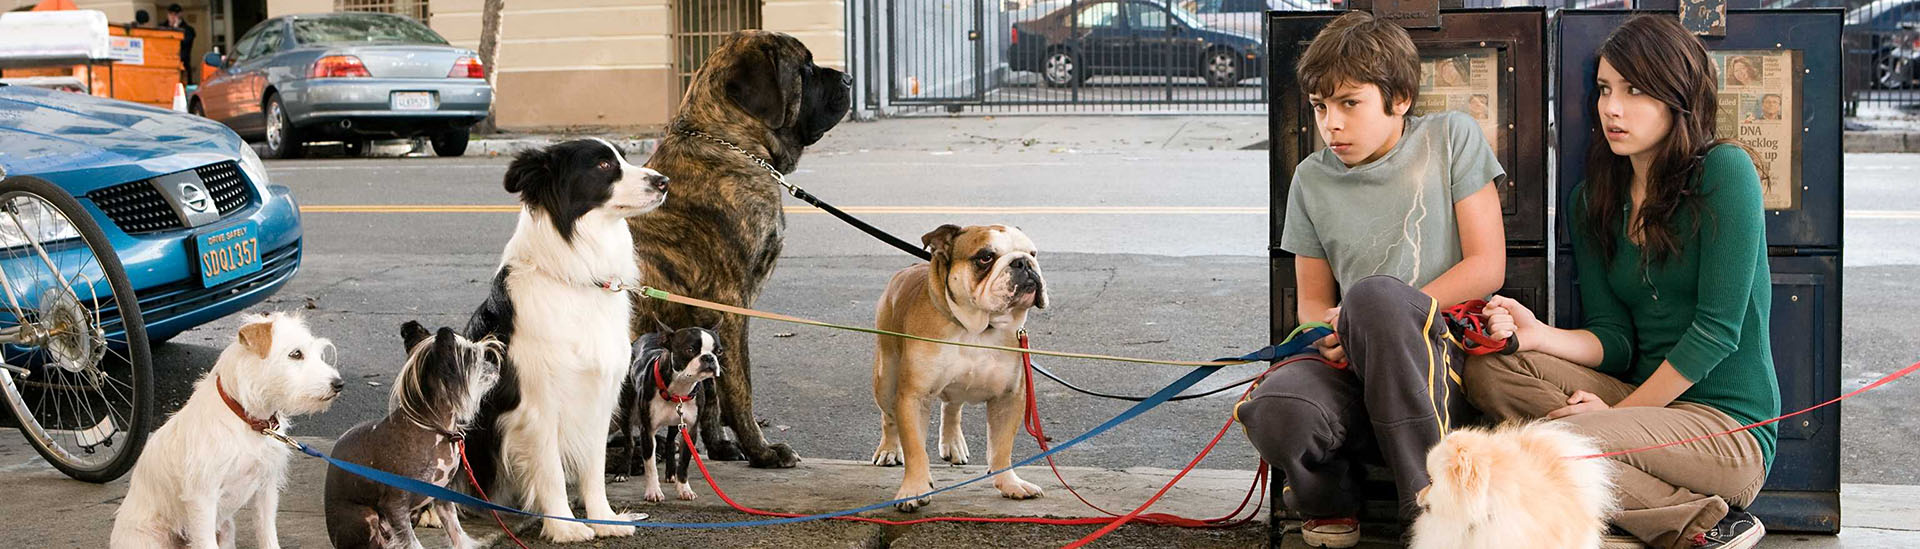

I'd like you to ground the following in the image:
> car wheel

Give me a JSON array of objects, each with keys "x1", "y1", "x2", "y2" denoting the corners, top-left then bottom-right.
[
  {"x1": 263, "y1": 94, "x2": 305, "y2": 159},
  {"x1": 1042, "y1": 49, "x2": 1085, "y2": 87},
  {"x1": 431, "y1": 128, "x2": 471, "y2": 157},
  {"x1": 1203, "y1": 49, "x2": 1241, "y2": 87},
  {"x1": 1878, "y1": 53, "x2": 1911, "y2": 89}
]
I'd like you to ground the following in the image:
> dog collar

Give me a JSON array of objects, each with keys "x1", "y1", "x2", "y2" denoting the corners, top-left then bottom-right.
[
  {"x1": 407, "y1": 418, "x2": 465, "y2": 442},
  {"x1": 672, "y1": 127, "x2": 795, "y2": 193},
  {"x1": 215, "y1": 375, "x2": 280, "y2": 433},
  {"x1": 651, "y1": 355, "x2": 695, "y2": 404}
]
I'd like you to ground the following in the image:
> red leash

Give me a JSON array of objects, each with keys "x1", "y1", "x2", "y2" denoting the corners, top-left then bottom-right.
[
  {"x1": 1576, "y1": 358, "x2": 1920, "y2": 460},
  {"x1": 1018, "y1": 331, "x2": 1279, "y2": 528},
  {"x1": 683, "y1": 339, "x2": 1341, "y2": 532},
  {"x1": 458, "y1": 440, "x2": 534, "y2": 549},
  {"x1": 1059, "y1": 348, "x2": 1338, "y2": 548},
  {"x1": 1440, "y1": 299, "x2": 1517, "y2": 356}
]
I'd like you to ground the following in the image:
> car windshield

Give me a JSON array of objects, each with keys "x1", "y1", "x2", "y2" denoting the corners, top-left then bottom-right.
[{"x1": 292, "y1": 14, "x2": 449, "y2": 45}]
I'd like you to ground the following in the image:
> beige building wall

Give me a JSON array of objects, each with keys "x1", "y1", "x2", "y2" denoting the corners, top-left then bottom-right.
[
  {"x1": 242, "y1": 0, "x2": 847, "y2": 131},
  {"x1": 762, "y1": 0, "x2": 844, "y2": 70},
  {"x1": 269, "y1": 0, "x2": 331, "y2": 17},
  {"x1": 432, "y1": 0, "x2": 678, "y2": 131}
]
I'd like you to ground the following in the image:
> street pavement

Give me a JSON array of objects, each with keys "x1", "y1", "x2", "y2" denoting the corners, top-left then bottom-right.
[{"x1": 1, "y1": 116, "x2": 1915, "y2": 547}]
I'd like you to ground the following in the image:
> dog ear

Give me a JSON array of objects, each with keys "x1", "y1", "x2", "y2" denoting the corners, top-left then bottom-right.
[
  {"x1": 401, "y1": 320, "x2": 431, "y2": 351},
  {"x1": 920, "y1": 224, "x2": 963, "y2": 261},
  {"x1": 1447, "y1": 442, "x2": 1492, "y2": 512},
  {"x1": 238, "y1": 317, "x2": 275, "y2": 359},
  {"x1": 722, "y1": 38, "x2": 800, "y2": 130},
  {"x1": 434, "y1": 327, "x2": 458, "y2": 348},
  {"x1": 503, "y1": 146, "x2": 551, "y2": 195}
]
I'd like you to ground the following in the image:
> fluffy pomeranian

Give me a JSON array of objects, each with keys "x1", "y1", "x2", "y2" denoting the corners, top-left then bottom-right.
[{"x1": 1410, "y1": 422, "x2": 1618, "y2": 549}]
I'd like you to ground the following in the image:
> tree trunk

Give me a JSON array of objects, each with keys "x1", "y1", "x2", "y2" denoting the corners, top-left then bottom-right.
[{"x1": 477, "y1": 0, "x2": 506, "y2": 134}]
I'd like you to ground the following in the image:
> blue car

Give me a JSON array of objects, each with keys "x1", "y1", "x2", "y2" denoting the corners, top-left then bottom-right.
[{"x1": 0, "y1": 84, "x2": 302, "y2": 482}]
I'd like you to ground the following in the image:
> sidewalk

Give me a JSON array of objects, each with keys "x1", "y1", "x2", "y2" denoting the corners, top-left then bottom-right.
[
  {"x1": 301, "y1": 115, "x2": 1915, "y2": 156},
  {"x1": 3, "y1": 434, "x2": 1913, "y2": 548},
  {"x1": 440, "y1": 115, "x2": 1269, "y2": 158}
]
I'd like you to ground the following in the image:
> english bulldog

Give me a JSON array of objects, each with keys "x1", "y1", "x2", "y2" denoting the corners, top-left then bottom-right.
[{"x1": 870, "y1": 224, "x2": 1048, "y2": 512}]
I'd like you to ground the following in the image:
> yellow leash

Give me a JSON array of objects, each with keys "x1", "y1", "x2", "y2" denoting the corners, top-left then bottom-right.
[{"x1": 606, "y1": 282, "x2": 1329, "y2": 368}]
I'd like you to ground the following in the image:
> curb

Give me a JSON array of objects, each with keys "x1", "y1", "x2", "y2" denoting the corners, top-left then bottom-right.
[
  {"x1": 1845, "y1": 131, "x2": 1920, "y2": 153},
  {"x1": 467, "y1": 137, "x2": 661, "y2": 158}
]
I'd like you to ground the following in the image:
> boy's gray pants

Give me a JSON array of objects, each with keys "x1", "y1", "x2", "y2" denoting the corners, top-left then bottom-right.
[{"x1": 1235, "y1": 275, "x2": 1471, "y2": 519}]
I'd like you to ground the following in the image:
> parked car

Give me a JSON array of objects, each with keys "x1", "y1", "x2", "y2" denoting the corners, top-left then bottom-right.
[
  {"x1": 1845, "y1": 0, "x2": 1920, "y2": 88},
  {"x1": 1009, "y1": 0, "x2": 1266, "y2": 87},
  {"x1": 190, "y1": 12, "x2": 493, "y2": 158},
  {"x1": 0, "y1": 83, "x2": 302, "y2": 482},
  {"x1": 1178, "y1": 0, "x2": 1329, "y2": 37}
]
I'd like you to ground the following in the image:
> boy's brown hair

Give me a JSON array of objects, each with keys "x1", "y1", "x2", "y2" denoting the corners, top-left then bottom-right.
[{"x1": 1296, "y1": 11, "x2": 1421, "y2": 115}]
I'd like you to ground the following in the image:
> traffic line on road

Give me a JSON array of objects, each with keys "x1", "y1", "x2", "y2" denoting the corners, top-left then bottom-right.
[{"x1": 299, "y1": 205, "x2": 1270, "y2": 215}]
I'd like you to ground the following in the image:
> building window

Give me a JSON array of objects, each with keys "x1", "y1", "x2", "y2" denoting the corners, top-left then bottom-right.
[
  {"x1": 675, "y1": 0, "x2": 763, "y2": 93},
  {"x1": 335, "y1": 0, "x2": 431, "y2": 23}
]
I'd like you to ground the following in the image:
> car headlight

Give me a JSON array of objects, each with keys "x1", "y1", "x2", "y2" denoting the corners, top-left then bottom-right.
[
  {"x1": 0, "y1": 197, "x2": 81, "y2": 249},
  {"x1": 238, "y1": 144, "x2": 270, "y2": 188}
]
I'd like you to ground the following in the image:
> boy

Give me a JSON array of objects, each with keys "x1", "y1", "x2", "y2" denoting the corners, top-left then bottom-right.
[{"x1": 1235, "y1": 11, "x2": 1506, "y2": 548}]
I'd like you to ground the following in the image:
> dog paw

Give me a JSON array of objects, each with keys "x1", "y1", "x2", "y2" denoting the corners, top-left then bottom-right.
[
  {"x1": 939, "y1": 438, "x2": 970, "y2": 465},
  {"x1": 676, "y1": 483, "x2": 698, "y2": 501},
  {"x1": 541, "y1": 519, "x2": 596, "y2": 543},
  {"x1": 414, "y1": 506, "x2": 444, "y2": 529},
  {"x1": 892, "y1": 483, "x2": 934, "y2": 513},
  {"x1": 644, "y1": 485, "x2": 667, "y2": 503},
  {"x1": 996, "y1": 476, "x2": 1045, "y2": 500},
  {"x1": 872, "y1": 445, "x2": 903, "y2": 467},
  {"x1": 590, "y1": 521, "x2": 637, "y2": 538},
  {"x1": 706, "y1": 439, "x2": 748, "y2": 462},
  {"x1": 611, "y1": 474, "x2": 630, "y2": 483},
  {"x1": 748, "y1": 442, "x2": 801, "y2": 469}
]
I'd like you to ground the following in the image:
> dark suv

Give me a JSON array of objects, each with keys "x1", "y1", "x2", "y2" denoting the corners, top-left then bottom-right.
[{"x1": 1008, "y1": 0, "x2": 1267, "y2": 87}]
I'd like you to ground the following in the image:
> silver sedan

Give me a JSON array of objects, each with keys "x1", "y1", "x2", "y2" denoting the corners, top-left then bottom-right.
[{"x1": 190, "y1": 12, "x2": 493, "y2": 158}]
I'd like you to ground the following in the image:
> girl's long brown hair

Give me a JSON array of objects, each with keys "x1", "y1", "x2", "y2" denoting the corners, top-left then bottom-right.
[{"x1": 1583, "y1": 15, "x2": 1764, "y2": 264}]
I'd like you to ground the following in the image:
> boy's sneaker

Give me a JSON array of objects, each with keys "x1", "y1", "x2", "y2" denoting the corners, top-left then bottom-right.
[
  {"x1": 1301, "y1": 517, "x2": 1360, "y2": 548},
  {"x1": 1601, "y1": 526, "x2": 1648, "y2": 549},
  {"x1": 1690, "y1": 508, "x2": 1765, "y2": 549}
]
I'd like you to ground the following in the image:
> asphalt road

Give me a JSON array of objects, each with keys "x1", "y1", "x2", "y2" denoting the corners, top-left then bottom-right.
[{"x1": 142, "y1": 141, "x2": 1920, "y2": 486}]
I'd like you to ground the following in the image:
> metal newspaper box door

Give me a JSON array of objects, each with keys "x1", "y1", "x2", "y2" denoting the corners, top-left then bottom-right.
[{"x1": 1553, "y1": 8, "x2": 1845, "y2": 533}]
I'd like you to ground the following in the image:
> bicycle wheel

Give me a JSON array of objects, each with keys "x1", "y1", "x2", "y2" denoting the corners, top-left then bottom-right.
[{"x1": 0, "y1": 176, "x2": 153, "y2": 483}]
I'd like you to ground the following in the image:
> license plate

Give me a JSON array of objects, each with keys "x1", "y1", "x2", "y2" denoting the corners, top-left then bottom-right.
[
  {"x1": 196, "y1": 222, "x2": 262, "y2": 288},
  {"x1": 391, "y1": 91, "x2": 435, "y2": 111}
]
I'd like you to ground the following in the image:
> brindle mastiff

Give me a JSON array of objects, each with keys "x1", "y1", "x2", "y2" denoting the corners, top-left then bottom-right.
[{"x1": 633, "y1": 30, "x2": 849, "y2": 468}]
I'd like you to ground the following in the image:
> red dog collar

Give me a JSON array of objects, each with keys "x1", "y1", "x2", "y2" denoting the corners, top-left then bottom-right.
[
  {"x1": 216, "y1": 374, "x2": 280, "y2": 433},
  {"x1": 652, "y1": 355, "x2": 695, "y2": 404}
]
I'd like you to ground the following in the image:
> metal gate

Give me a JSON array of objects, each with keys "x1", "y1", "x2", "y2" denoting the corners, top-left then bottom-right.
[
  {"x1": 861, "y1": 0, "x2": 1317, "y2": 114},
  {"x1": 676, "y1": 0, "x2": 763, "y2": 94}
]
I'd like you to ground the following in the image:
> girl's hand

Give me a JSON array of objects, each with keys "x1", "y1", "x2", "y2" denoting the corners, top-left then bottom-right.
[
  {"x1": 1484, "y1": 295, "x2": 1543, "y2": 351},
  {"x1": 1547, "y1": 390, "x2": 1610, "y2": 419}
]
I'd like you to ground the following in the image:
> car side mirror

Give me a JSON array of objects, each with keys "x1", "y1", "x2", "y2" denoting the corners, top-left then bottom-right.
[{"x1": 203, "y1": 52, "x2": 225, "y2": 69}]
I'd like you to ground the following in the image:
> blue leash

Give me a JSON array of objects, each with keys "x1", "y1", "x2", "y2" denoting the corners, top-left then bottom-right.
[{"x1": 295, "y1": 326, "x2": 1330, "y2": 529}]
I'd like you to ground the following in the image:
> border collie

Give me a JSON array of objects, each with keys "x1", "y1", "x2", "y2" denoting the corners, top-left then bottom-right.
[{"x1": 462, "y1": 139, "x2": 668, "y2": 542}]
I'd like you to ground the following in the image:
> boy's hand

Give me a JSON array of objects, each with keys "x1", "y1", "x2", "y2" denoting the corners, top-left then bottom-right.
[
  {"x1": 1315, "y1": 307, "x2": 1345, "y2": 362},
  {"x1": 1315, "y1": 334, "x2": 1346, "y2": 363}
]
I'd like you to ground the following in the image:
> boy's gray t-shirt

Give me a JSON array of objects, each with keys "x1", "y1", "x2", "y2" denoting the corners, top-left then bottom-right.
[{"x1": 1281, "y1": 111, "x2": 1506, "y2": 296}]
